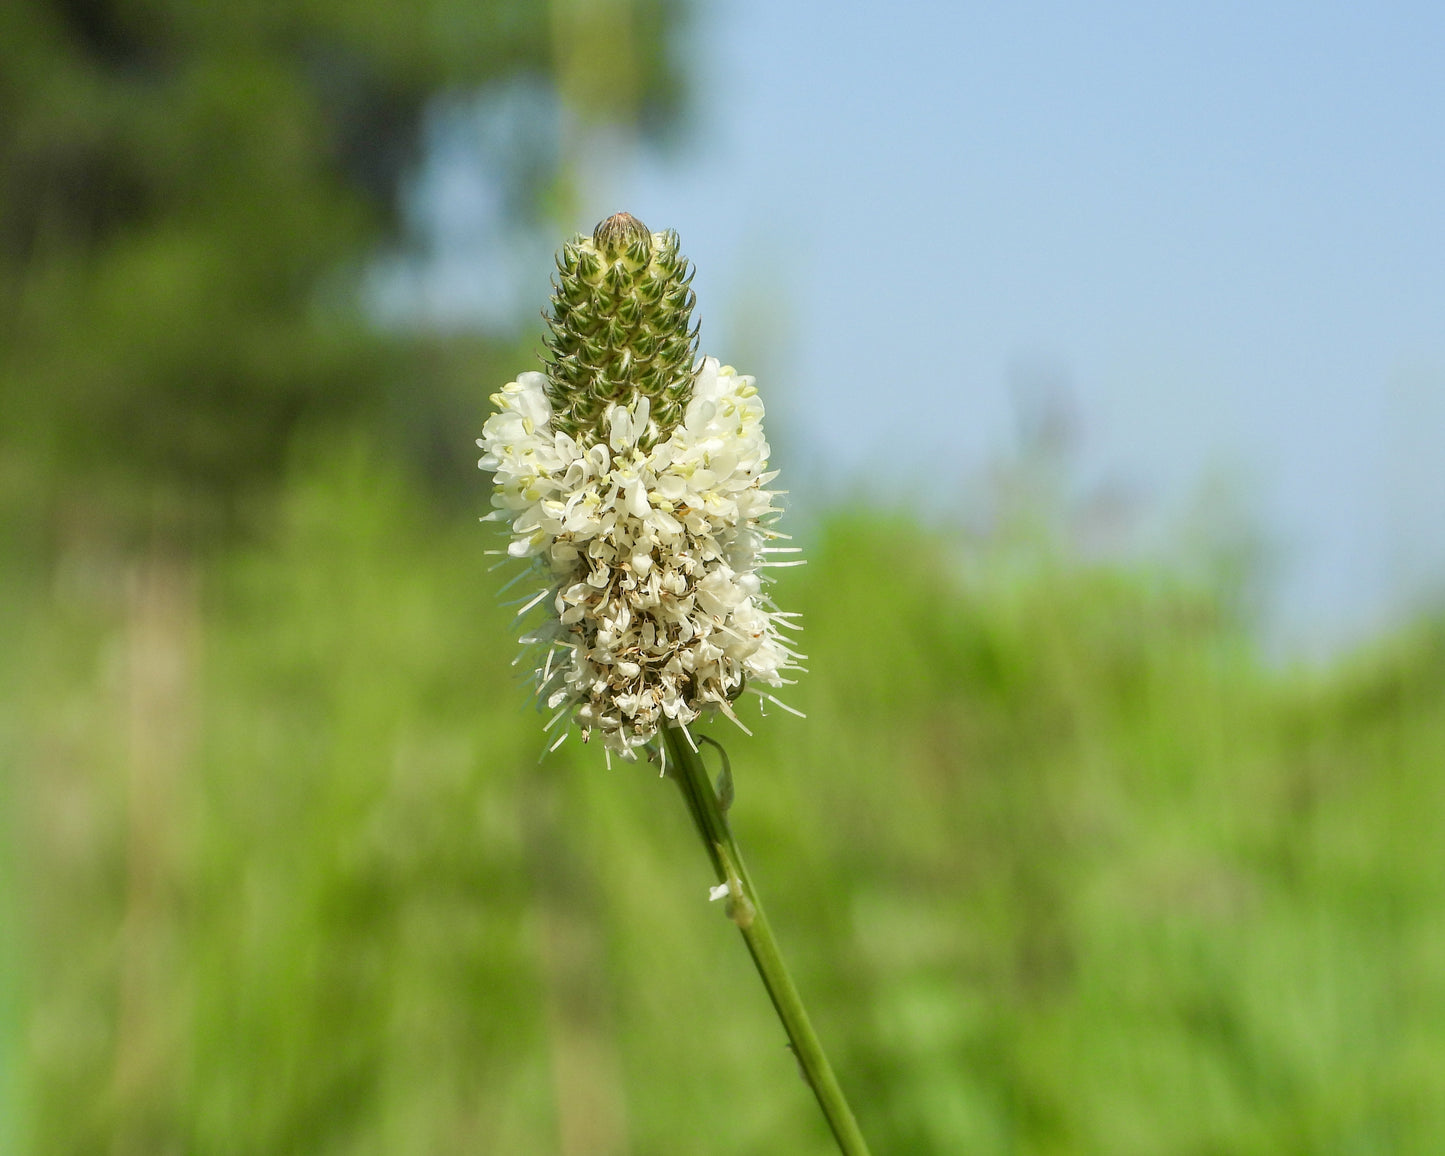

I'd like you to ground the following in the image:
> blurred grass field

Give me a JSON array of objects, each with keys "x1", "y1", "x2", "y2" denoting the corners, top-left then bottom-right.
[{"x1": 4, "y1": 435, "x2": 1443, "y2": 1155}]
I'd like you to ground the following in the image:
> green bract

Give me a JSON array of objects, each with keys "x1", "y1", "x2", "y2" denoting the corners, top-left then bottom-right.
[{"x1": 544, "y1": 212, "x2": 700, "y2": 443}]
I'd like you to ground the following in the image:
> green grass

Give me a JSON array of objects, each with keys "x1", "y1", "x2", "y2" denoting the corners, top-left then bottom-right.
[{"x1": 4, "y1": 436, "x2": 1444, "y2": 1154}]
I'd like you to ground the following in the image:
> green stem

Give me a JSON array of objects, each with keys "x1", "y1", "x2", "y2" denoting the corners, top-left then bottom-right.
[{"x1": 661, "y1": 725, "x2": 872, "y2": 1156}]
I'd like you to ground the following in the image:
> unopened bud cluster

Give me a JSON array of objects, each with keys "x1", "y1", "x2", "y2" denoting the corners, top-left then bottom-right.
[
  {"x1": 480, "y1": 214, "x2": 800, "y2": 758},
  {"x1": 545, "y1": 212, "x2": 700, "y2": 443}
]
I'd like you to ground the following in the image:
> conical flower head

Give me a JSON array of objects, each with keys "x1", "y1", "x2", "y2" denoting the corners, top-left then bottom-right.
[
  {"x1": 480, "y1": 215, "x2": 802, "y2": 759},
  {"x1": 545, "y1": 211, "x2": 700, "y2": 443}
]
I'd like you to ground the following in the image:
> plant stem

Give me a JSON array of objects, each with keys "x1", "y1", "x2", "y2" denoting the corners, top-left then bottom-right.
[{"x1": 661, "y1": 725, "x2": 872, "y2": 1156}]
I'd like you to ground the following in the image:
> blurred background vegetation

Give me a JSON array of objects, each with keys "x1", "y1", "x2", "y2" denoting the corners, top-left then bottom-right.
[{"x1": 3, "y1": 1, "x2": 1444, "y2": 1153}]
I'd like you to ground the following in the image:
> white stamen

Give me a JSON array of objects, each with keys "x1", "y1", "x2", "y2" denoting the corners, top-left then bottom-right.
[
  {"x1": 514, "y1": 587, "x2": 551, "y2": 618},
  {"x1": 762, "y1": 693, "x2": 806, "y2": 719}
]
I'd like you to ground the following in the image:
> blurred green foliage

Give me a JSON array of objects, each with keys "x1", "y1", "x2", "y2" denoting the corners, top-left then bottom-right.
[
  {"x1": 5, "y1": 3, "x2": 1444, "y2": 1153},
  {"x1": 4, "y1": 438, "x2": 1444, "y2": 1154}
]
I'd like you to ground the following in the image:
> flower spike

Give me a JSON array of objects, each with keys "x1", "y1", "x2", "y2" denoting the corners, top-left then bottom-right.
[{"x1": 479, "y1": 214, "x2": 800, "y2": 759}]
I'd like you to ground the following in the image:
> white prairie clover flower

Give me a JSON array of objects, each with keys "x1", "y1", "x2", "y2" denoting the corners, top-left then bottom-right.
[{"x1": 478, "y1": 213, "x2": 802, "y2": 759}]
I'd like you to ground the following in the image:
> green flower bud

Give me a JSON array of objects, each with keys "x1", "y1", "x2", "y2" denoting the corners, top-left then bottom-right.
[{"x1": 544, "y1": 212, "x2": 700, "y2": 443}]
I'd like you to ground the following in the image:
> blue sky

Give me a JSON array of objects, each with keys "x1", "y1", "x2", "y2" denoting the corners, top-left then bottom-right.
[{"x1": 406, "y1": 1, "x2": 1445, "y2": 654}]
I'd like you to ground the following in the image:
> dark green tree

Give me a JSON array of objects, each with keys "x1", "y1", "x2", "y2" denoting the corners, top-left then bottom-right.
[{"x1": 0, "y1": 0, "x2": 690, "y2": 539}]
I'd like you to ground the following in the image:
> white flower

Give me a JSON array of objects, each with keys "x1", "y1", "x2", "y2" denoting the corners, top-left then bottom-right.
[{"x1": 479, "y1": 357, "x2": 802, "y2": 758}]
